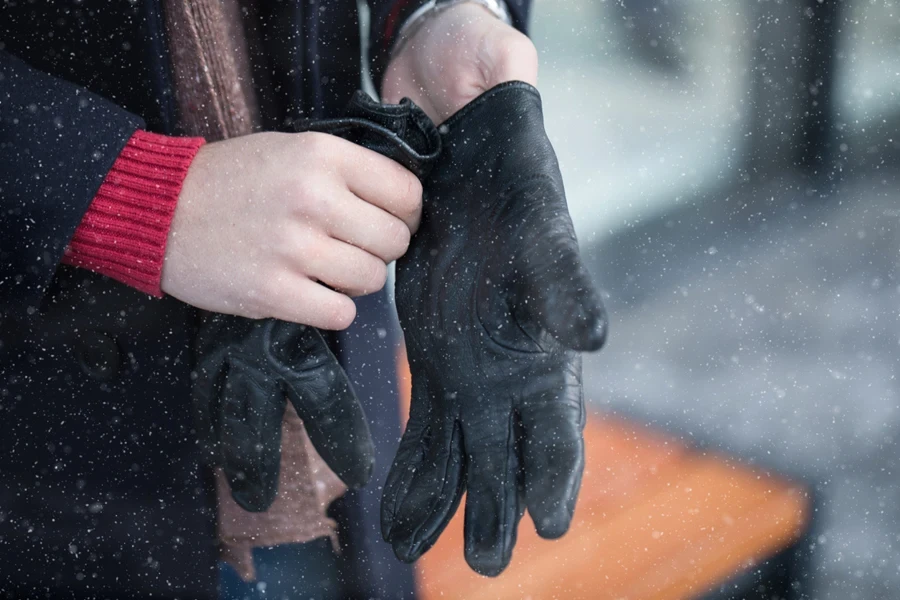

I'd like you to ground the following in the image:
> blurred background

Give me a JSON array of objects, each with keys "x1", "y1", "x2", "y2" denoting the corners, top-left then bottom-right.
[{"x1": 526, "y1": 0, "x2": 900, "y2": 598}]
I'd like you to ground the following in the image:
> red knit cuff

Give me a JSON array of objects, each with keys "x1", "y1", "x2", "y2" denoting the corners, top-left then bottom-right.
[{"x1": 62, "y1": 130, "x2": 205, "y2": 296}]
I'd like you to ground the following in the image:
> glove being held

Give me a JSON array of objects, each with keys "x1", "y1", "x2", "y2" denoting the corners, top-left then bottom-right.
[
  {"x1": 194, "y1": 91, "x2": 440, "y2": 512},
  {"x1": 194, "y1": 318, "x2": 371, "y2": 511},
  {"x1": 382, "y1": 81, "x2": 608, "y2": 576}
]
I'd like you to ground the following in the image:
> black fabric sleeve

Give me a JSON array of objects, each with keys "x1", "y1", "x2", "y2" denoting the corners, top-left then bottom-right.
[
  {"x1": 0, "y1": 51, "x2": 144, "y2": 315},
  {"x1": 503, "y1": 0, "x2": 533, "y2": 32},
  {"x1": 366, "y1": 0, "x2": 533, "y2": 93}
]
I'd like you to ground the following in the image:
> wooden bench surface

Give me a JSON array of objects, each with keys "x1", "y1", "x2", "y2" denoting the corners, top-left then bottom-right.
[{"x1": 396, "y1": 349, "x2": 810, "y2": 600}]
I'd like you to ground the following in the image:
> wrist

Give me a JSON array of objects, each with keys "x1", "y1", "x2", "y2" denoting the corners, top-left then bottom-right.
[
  {"x1": 383, "y1": 2, "x2": 537, "y2": 122},
  {"x1": 393, "y1": 0, "x2": 511, "y2": 58},
  {"x1": 158, "y1": 140, "x2": 215, "y2": 300}
]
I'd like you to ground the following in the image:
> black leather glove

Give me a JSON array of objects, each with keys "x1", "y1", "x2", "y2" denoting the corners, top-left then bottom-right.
[
  {"x1": 382, "y1": 82, "x2": 608, "y2": 576},
  {"x1": 194, "y1": 318, "x2": 373, "y2": 511},
  {"x1": 193, "y1": 92, "x2": 440, "y2": 513}
]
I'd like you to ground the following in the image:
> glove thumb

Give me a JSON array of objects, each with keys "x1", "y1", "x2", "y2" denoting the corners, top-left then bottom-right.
[{"x1": 515, "y1": 208, "x2": 607, "y2": 352}]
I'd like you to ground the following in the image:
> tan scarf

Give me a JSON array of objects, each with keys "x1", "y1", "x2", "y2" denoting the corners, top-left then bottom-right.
[{"x1": 163, "y1": 0, "x2": 346, "y2": 581}]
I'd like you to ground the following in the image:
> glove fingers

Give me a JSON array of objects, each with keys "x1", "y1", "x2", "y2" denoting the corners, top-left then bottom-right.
[
  {"x1": 516, "y1": 216, "x2": 607, "y2": 352},
  {"x1": 220, "y1": 360, "x2": 287, "y2": 512},
  {"x1": 519, "y1": 373, "x2": 585, "y2": 539},
  {"x1": 387, "y1": 417, "x2": 465, "y2": 564},
  {"x1": 283, "y1": 374, "x2": 374, "y2": 490},
  {"x1": 192, "y1": 351, "x2": 225, "y2": 465},
  {"x1": 382, "y1": 373, "x2": 431, "y2": 541},
  {"x1": 280, "y1": 328, "x2": 375, "y2": 490},
  {"x1": 461, "y1": 412, "x2": 522, "y2": 577}
]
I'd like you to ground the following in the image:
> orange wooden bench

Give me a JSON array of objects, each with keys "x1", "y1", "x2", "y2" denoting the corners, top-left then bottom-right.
[{"x1": 396, "y1": 348, "x2": 810, "y2": 600}]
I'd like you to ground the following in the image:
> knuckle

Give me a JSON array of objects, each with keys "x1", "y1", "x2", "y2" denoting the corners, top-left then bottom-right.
[
  {"x1": 301, "y1": 131, "x2": 333, "y2": 156},
  {"x1": 504, "y1": 29, "x2": 536, "y2": 55},
  {"x1": 292, "y1": 178, "x2": 329, "y2": 221},
  {"x1": 492, "y1": 32, "x2": 538, "y2": 82},
  {"x1": 514, "y1": 34, "x2": 538, "y2": 61}
]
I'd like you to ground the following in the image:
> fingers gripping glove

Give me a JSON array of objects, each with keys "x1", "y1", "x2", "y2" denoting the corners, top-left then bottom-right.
[
  {"x1": 193, "y1": 92, "x2": 440, "y2": 513},
  {"x1": 381, "y1": 82, "x2": 609, "y2": 576}
]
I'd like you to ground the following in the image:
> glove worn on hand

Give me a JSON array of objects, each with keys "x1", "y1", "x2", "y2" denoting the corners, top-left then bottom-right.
[
  {"x1": 382, "y1": 82, "x2": 608, "y2": 576},
  {"x1": 194, "y1": 92, "x2": 440, "y2": 513}
]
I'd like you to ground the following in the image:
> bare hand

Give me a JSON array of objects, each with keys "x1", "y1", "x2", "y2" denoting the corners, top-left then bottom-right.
[{"x1": 160, "y1": 131, "x2": 422, "y2": 329}]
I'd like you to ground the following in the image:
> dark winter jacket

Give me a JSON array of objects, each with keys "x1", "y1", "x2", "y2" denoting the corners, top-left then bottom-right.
[{"x1": 0, "y1": 1, "x2": 530, "y2": 598}]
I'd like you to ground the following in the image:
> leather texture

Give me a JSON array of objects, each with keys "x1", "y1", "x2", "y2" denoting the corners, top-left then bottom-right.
[
  {"x1": 193, "y1": 91, "x2": 441, "y2": 513},
  {"x1": 382, "y1": 81, "x2": 608, "y2": 576},
  {"x1": 294, "y1": 90, "x2": 441, "y2": 179},
  {"x1": 194, "y1": 317, "x2": 372, "y2": 511}
]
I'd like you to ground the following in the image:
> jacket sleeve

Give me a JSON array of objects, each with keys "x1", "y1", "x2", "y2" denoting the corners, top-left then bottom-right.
[
  {"x1": 366, "y1": 0, "x2": 533, "y2": 92},
  {"x1": 0, "y1": 50, "x2": 144, "y2": 315}
]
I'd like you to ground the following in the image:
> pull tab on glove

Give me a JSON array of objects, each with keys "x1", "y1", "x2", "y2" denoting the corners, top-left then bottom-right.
[
  {"x1": 194, "y1": 92, "x2": 440, "y2": 513},
  {"x1": 382, "y1": 82, "x2": 608, "y2": 576}
]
